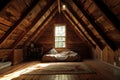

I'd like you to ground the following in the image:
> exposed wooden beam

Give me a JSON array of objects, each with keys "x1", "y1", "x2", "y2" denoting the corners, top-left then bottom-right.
[
  {"x1": 63, "y1": 12, "x2": 87, "y2": 41},
  {"x1": 23, "y1": 6, "x2": 57, "y2": 47},
  {"x1": 33, "y1": 12, "x2": 58, "y2": 43},
  {"x1": 94, "y1": 0, "x2": 120, "y2": 31},
  {"x1": 34, "y1": 12, "x2": 57, "y2": 43},
  {"x1": 0, "y1": 0, "x2": 39, "y2": 44},
  {"x1": 73, "y1": 0, "x2": 117, "y2": 51},
  {"x1": 63, "y1": 1, "x2": 103, "y2": 49},
  {"x1": 58, "y1": 0, "x2": 61, "y2": 13},
  {"x1": 27, "y1": 12, "x2": 57, "y2": 46},
  {"x1": 63, "y1": 11, "x2": 96, "y2": 48},
  {"x1": 11, "y1": 0, "x2": 56, "y2": 48},
  {"x1": 0, "y1": 0, "x2": 11, "y2": 11}
]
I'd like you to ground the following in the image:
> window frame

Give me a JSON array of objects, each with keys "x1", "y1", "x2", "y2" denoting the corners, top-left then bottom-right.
[{"x1": 54, "y1": 24, "x2": 66, "y2": 49}]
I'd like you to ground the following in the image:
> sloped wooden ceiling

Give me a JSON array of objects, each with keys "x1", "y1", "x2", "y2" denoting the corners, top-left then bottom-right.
[
  {"x1": 36, "y1": 12, "x2": 89, "y2": 53},
  {"x1": 0, "y1": 0, "x2": 120, "y2": 52},
  {"x1": 0, "y1": 0, "x2": 57, "y2": 48}
]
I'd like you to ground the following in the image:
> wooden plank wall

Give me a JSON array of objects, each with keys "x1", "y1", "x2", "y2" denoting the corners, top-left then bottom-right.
[
  {"x1": 92, "y1": 45, "x2": 120, "y2": 67},
  {"x1": 0, "y1": 49, "x2": 12, "y2": 61},
  {"x1": 0, "y1": 49, "x2": 23, "y2": 65},
  {"x1": 78, "y1": 0, "x2": 120, "y2": 67},
  {"x1": 36, "y1": 13, "x2": 92, "y2": 59},
  {"x1": 13, "y1": 49, "x2": 23, "y2": 65}
]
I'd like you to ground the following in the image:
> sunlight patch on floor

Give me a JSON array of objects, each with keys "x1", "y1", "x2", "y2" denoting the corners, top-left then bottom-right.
[
  {"x1": 54, "y1": 75, "x2": 69, "y2": 80},
  {"x1": 0, "y1": 63, "x2": 50, "y2": 80}
]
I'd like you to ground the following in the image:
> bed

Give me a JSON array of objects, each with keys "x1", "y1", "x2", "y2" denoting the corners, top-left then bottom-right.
[{"x1": 41, "y1": 48, "x2": 81, "y2": 62}]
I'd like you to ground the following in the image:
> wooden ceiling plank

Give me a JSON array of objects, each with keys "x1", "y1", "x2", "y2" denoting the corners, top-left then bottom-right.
[
  {"x1": 63, "y1": 11, "x2": 96, "y2": 48},
  {"x1": 0, "y1": 0, "x2": 11, "y2": 11},
  {"x1": 58, "y1": 0, "x2": 61, "y2": 13},
  {"x1": 0, "y1": 0, "x2": 39, "y2": 44},
  {"x1": 73, "y1": 0, "x2": 117, "y2": 51},
  {"x1": 63, "y1": 12, "x2": 87, "y2": 41},
  {"x1": 94, "y1": 0, "x2": 120, "y2": 31},
  {"x1": 64, "y1": 1, "x2": 103, "y2": 49},
  {"x1": 23, "y1": 7, "x2": 57, "y2": 47},
  {"x1": 11, "y1": 0, "x2": 56, "y2": 48},
  {"x1": 34, "y1": 9, "x2": 57, "y2": 43}
]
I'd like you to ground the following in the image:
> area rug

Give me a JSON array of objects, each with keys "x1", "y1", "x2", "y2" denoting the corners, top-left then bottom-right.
[{"x1": 23, "y1": 63, "x2": 95, "y2": 75}]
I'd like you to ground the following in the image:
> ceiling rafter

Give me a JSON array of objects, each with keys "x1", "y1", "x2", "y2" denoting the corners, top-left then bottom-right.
[
  {"x1": 23, "y1": 6, "x2": 58, "y2": 47},
  {"x1": 63, "y1": 1, "x2": 103, "y2": 49},
  {"x1": 73, "y1": 0, "x2": 117, "y2": 51},
  {"x1": 63, "y1": 12, "x2": 89, "y2": 42},
  {"x1": 0, "y1": 0, "x2": 119, "y2": 51},
  {"x1": 33, "y1": 10, "x2": 58, "y2": 44},
  {"x1": 94, "y1": 0, "x2": 120, "y2": 31},
  {"x1": 63, "y1": 11, "x2": 95, "y2": 48},
  {"x1": 58, "y1": 0, "x2": 61, "y2": 13},
  {"x1": 0, "y1": 0, "x2": 40, "y2": 45},
  {"x1": 0, "y1": 0, "x2": 10, "y2": 11},
  {"x1": 11, "y1": 0, "x2": 56, "y2": 48}
]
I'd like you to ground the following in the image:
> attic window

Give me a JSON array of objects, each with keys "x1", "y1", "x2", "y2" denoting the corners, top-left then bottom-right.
[{"x1": 55, "y1": 24, "x2": 66, "y2": 48}]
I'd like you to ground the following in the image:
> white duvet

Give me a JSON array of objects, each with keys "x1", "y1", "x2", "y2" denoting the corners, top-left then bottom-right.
[{"x1": 46, "y1": 50, "x2": 78, "y2": 60}]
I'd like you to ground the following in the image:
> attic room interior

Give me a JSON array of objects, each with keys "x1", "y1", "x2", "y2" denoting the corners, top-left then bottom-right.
[{"x1": 0, "y1": 0, "x2": 120, "y2": 80}]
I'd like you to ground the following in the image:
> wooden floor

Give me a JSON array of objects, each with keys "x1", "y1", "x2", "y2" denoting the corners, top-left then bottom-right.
[{"x1": 0, "y1": 60, "x2": 120, "y2": 80}]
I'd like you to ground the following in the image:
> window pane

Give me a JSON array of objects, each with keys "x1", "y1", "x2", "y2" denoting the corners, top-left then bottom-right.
[
  {"x1": 55, "y1": 26, "x2": 65, "y2": 36},
  {"x1": 55, "y1": 37, "x2": 65, "y2": 41},
  {"x1": 55, "y1": 25, "x2": 66, "y2": 48},
  {"x1": 55, "y1": 41, "x2": 59, "y2": 48},
  {"x1": 55, "y1": 41, "x2": 65, "y2": 48},
  {"x1": 59, "y1": 41, "x2": 65, "y2": 47}
]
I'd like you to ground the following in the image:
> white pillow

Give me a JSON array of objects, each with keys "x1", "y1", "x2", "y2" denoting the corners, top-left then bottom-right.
[{"x1": 48, "y1": 48, "x2": 58, "y2": 54}]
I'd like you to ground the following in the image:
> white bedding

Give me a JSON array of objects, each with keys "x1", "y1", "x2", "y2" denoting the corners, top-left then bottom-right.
[
  {"x1": 45, "y1": 50, "x2": 78, "y2": 60},
  {"x1": 0, "y1": 61, "x2": 12, "y2": 70}
]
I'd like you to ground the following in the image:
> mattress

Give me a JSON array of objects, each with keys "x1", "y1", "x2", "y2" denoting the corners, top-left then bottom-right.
[{"x1": 42, "y1": 50, "x2": 81, "y2": 62}]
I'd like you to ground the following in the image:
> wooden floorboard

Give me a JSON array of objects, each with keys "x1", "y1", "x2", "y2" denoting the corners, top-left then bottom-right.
[
  {"x1": 84, "y1": 60, "x2": 120, "y2": 80},
  {"x1": 0, "y1": 60, "x2": 119, "y2": 80}
]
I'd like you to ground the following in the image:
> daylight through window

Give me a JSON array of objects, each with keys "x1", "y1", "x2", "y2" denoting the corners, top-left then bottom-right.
[{"x1": 55, "y1": 25, "x2": 66, "y2": 48}]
